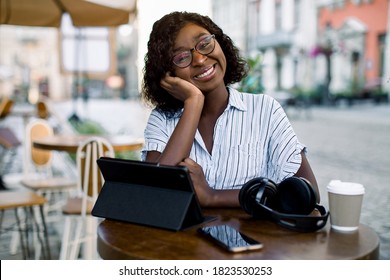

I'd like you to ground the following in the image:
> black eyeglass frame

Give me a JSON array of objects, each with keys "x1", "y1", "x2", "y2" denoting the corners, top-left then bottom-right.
[{"x1": 172, "y1": 34, "x2": 216, "y2": 68}]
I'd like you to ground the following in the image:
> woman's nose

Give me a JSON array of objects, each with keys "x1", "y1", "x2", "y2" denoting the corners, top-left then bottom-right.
[{"x1": 191, "y1": 50, "x2": 207, "y2": 66}]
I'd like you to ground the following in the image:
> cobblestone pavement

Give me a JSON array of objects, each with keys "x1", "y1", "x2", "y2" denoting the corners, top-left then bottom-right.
[
  {"x1": 1, "y1": 99, "x2": 389, "y2": 259},
  {"x1": 287, "y1": 102, "x2": 390, "y2": 260}
]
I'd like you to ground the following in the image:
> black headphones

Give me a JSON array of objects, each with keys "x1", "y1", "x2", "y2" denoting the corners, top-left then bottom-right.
[{"x1": 239, "y1": 176, "x2": 329, "y2": 232}]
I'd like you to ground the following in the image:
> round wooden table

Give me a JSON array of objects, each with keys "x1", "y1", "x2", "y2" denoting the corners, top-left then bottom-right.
[
  {"x1": 97, "y1": 208, "x2": 379, "y2": 260},
  {"x1": 33, "y1": 134, "x2": 144, "y2": 153}
]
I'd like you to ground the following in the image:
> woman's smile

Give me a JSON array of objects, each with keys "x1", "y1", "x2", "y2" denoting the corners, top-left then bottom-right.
[{"x1": 194, "y1": 64, "x2": 216, "y2": 81}]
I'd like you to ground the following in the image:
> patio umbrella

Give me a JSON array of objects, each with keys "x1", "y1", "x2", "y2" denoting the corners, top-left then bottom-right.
[{"x1": 0, "y1": 0, "x2": 137, "y2": 27}]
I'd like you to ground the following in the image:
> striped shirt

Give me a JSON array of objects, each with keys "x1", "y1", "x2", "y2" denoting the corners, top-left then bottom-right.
[{"x1": 141, "y1": 87, "x2": 305, "y2": 190}]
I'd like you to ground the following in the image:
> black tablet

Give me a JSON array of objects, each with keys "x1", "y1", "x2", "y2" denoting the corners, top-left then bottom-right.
[{"x1": 92, "y1": 157, "x2": 215, "y2": 231}]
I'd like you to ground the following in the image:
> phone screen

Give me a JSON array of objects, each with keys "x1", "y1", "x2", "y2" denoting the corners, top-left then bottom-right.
[{"x1": 198, "y1": 224, "x2": 263, "y2": 253}]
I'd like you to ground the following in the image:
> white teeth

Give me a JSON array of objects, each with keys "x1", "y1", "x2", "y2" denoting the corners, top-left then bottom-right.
[{"x1": 196, "y1": 67, "x2": 213, "y2": 78}]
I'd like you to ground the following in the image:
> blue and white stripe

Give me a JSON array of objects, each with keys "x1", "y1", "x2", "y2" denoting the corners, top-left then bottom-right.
[{"x1": 141, "y1": 87, "x2": 305, "y2": 189}]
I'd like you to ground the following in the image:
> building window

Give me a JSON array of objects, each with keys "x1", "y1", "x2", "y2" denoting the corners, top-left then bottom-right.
[{"x1": 59, "y1": 14, "x2": 115, "y2": 79}]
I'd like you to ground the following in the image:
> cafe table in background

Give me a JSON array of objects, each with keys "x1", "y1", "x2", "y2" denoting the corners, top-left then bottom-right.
[{"x1": 32, "y1": 134, "x2": 144, "y2": 153}]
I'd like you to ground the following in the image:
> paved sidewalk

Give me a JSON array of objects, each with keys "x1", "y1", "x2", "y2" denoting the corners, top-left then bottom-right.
[{"x1": 287, "y1": 103, "x2": 390, "y2": 259}]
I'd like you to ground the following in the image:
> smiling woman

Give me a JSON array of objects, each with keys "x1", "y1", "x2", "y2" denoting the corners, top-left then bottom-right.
[{"x1": 140, "y1": 11, "x2": 319, "y2": 209}]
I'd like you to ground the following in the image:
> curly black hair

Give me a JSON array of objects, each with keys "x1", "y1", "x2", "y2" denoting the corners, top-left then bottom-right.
[{"x1": 142, "y1": 11, "x2": 248, "y2": 116}]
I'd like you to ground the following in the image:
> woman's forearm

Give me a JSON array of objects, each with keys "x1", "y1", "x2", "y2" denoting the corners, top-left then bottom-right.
[{"x1": 158, "y1": 94, "x2": 204, "y2": 165}]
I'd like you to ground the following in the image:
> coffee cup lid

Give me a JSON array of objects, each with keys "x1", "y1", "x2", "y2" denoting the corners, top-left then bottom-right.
[{"x1": 327, "y1": 180, "x2": 365, "y2": 195}]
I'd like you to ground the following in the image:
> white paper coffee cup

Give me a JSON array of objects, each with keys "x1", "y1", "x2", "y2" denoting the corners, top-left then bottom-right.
[{"x1": 327, "y1": 180, "x2": 365, "y2": 232}]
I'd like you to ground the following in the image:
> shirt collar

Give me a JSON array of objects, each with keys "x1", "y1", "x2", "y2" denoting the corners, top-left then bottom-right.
[{"x1": 227, "y1": 87, "x2": 247, "y2": 111}]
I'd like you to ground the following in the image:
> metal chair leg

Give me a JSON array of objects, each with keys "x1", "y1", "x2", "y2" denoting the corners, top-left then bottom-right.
[
  {"x1": 38, "y1": 205, "x2": 51, "y2": 259},
  {"x1": 14, "y1": 208, "x2": 29, "y2": 259}
]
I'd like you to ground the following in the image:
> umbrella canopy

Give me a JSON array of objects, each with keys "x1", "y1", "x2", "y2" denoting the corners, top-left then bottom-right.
[{"x1": 0, "y1": 0, "x2": 137, "y2": 27}]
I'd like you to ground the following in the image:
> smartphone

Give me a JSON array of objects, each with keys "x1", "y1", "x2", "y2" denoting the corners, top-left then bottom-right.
[{"x1": 197, "y1": 224, "x2": 263, "y2": 253}]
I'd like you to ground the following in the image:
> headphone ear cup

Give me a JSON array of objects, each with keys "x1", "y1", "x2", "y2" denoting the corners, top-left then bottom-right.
[
  {"x1": 276, "y1": 177, "x2": 316, "y2": 215},
  {"x1": 239, "y1": 177, "x2": 277, "y2": 216}
]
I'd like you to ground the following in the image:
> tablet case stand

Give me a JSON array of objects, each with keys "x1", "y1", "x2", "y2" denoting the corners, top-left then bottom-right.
[{"x1": 92, "y1": 158, "x2": 216, "y2": 231}]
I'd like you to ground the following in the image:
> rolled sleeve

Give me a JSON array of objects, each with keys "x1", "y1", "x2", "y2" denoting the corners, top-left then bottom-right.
[
  {"x1": 141, "y1": 109, "x2": 170, "y2": 161},
  {"x1": 279, "y1": 141, "x2": 306, "y2": 181}
]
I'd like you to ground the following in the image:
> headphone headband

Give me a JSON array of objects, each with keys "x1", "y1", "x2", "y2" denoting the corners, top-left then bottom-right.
[
  {"x1": 259, "y1": 203, "x2": 329, "y2": 232},
  {"x1": 239, "y1": 176, "x2": 329, "y2": 232}
]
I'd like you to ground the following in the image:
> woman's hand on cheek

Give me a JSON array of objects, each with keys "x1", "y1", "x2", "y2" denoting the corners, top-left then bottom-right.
[{"x1": 160, "y1": 72, "x2": 203, "y2": 103}]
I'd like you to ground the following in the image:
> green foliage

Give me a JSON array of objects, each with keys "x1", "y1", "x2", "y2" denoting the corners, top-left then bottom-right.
[
  {"x1": 289, "y1": 86, "x2": 322, "y2": 105},
  {"x1": 69, "y1": 118, "x2": 107, "y2": 135},
  {"x1": 238, "y1": 54, "x2": 264, "y2": 94}
]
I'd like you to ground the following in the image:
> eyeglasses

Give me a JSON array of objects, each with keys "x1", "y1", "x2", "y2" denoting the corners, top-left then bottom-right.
[{"x1": 172, "y1": 34, "x2": 216, "y2": 68}]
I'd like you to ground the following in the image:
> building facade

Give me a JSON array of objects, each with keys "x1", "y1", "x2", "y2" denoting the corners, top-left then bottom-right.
[
  {"x1": 212, "y1": 0, "x2": 319, "y2": 94},
  {"x1": 212, "y1": 0, "x2": 389, "y2": 99},
  {"x1": 316, "y1": 0, "x2": 389, "y2": 97}
]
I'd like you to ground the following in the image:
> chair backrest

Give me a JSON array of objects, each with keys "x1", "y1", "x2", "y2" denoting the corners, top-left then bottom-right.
[
  {"x1": 0, "y1": 97, "x2": 14, "y2": 120},
  {"x1": 24, "y1": 119, "x2": 54, "y2": 175},
  {"x1": 76, "y1": 136, "x2": 114, "y2": 216},
  {"x1": 36, "y1": 100, "x2": 50, "y2": 119}
]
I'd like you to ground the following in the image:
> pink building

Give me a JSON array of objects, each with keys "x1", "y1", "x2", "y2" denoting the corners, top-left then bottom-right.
[{"x1": 317, "y1": 0, "x2": 388, "y2": 93}]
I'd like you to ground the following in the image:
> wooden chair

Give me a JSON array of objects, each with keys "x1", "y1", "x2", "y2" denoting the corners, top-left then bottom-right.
[
  {"x1": 36, "y1": 100, "x2": 50, "y2": 119},
  {"x1": 0, "y1": 97, "x2": 14, "y2": 120},
  {"x1": 59, "y1": 136, "x2": 114, "y2": 259},
  {"x1": 0, "y1": 191, "x2": 51, "y2": 259},
  {"x1": 21, "y1": 119, "x2": 77, "y2": 221}
]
